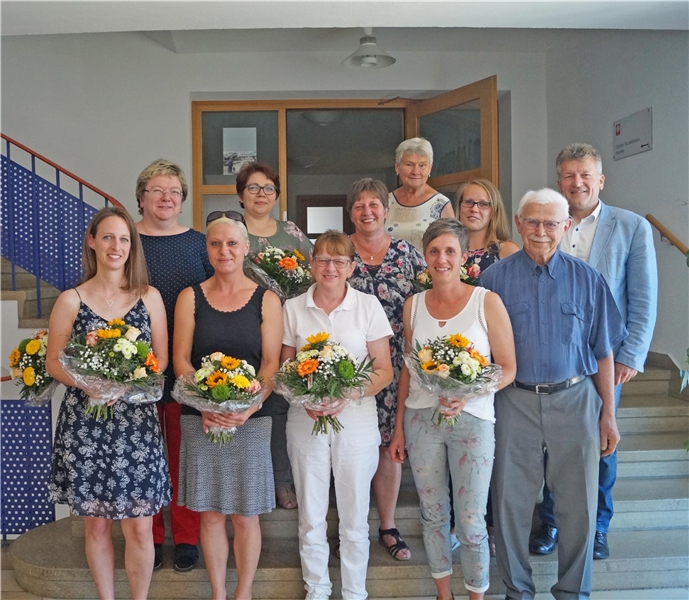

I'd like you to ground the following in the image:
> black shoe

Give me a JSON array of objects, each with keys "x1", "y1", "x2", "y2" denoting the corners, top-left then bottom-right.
[
  {"x1": 593, "y1": 530, "x2": 609, "y2": 559},
  {"x1": 153, "y1": 544, "x2": 163, "y2": 571},
  {"x1": 173, "y1": 543, "x2": 199, "y2": 573},
  {"x1": 529, "y1": 524, "x2": 559, "y2": 555}
]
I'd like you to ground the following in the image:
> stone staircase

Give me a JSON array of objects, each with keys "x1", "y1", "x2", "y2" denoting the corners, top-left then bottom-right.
[
  {"x1": 1, "y1": 258, "x2": 58, "y2": 328},
  {"x1": 9, "y1": 368, "x2": 689, "y2": 599}
]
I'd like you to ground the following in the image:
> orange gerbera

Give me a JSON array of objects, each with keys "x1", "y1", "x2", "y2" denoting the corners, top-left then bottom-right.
[
  {"x1": 469, "y1": 348, "x2": 489, "y2": 367},
  {"x1": 206, "y1": 371, "x2": 228, "y2": 388},
  {"x1": 144, "y1": 352, "x2": 160, "y2": 373},
  {"x1": 221, "y1": 356, "x2": 241, "y2": 371},
  {"x1": 293, "y1": 249, "x2": 305, "y2": 261},
  {"x1": 447, "y1": 333, "x2": 470, "y2": 349},
  {"x1": 421, "y1": 360, "x2": 439, "y2": 373},
  {"x1": 9, "y1": 348, "x2": 21, "y2": 368},
  {"x1": 278, "y1": 256, "x2": 298, "y2": 270},
  {"x1": 296, "y1": 358, "x2": 319, "y2": 377}
]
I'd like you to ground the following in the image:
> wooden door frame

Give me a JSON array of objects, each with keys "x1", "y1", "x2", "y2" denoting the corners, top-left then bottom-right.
[
  {"x1": 404, "y1": 75, "x2": 498, "y2": 188},
  {"x1": 191, "y1": 99, "x2": 413, "y2": 231}
]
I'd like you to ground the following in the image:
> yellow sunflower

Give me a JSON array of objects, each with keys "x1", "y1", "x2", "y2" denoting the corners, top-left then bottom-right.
[
  {"x1": 293, "y1": 249, "x2": 305, "y2": 261},
  {"x1": 23, "y1": 366, "x2": 36, "y2": 386},
  {"x1": 221, "y1": 356, "x2": 241, "y2": 371},
  {"x1": 421, "y1": 360, "x2": 439, "y2": 373},
  {"x1": 230, "y1": 374, "x2": 250, "y2": 389},
  {"x1": 447, "y1": 334, "x2": 470, "y2": 349},
  {"x1": 97, "y1": 328, "x2": 121, "y2": 339},
  {"x1": 206, "y1": 371, "x2": 228, "y2": 388},
  {"x1": 25, "y1": 340, "x2": 41, "y2": 355},
  {"x1": 9, "y1": 348, "x2": 21, "y2": 367},
  {"x1": 108, "y1": 318, "x2": 126, "y2": 326},
  {"x1": 306, "y1": 332, "x2": 329, "y2": 345}
]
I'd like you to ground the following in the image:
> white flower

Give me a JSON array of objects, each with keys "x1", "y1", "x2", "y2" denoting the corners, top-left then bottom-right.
[
  {"x1": 124, "y1": 326, "x2": 141, "y2": 342},
  {"x1": 132, "y1": 367, "x2": 147, "y2": 379},
  {"x1": 194, "y1": 366, "x2": 214, "y2": 383},
  {"x1": 461, "y1": 364, "x2": 472, "y2": 376},
  {"x1": 209, "y1": 352, "x2": 224, "y2": 363},
  {"x1": 418, "y1": 347, "x2": 433, "y2": 363},
  {"x1": 113, "y1": 339, "x2": 137, "y2": 359}
]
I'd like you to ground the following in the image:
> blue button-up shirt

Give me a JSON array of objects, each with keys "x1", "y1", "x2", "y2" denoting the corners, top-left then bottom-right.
[{"x1": 481, "y1": 249, "x2": 627, "y2": 384}]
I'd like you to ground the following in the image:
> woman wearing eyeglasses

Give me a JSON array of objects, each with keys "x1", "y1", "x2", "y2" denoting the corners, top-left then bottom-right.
[
  {"x1": 237, "y1": 162, "x2": 313, "y2": 511},
  {"x1": 282, "y1": 230, "x2": 394, "y2": 600},
  {"x1": 456, "y1": 179, "x2": 520, "y2": 282},
  {"x1": 135, "y1": 159, "x2": 214, "y2": 573},
  {"x1": 174, "y1": 212, "x2": 283, "y2": 600}
]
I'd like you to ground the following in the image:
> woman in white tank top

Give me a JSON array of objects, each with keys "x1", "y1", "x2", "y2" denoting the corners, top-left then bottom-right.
[{"x1": 389, "y1": 219, "x2": 516, "y2": 600}]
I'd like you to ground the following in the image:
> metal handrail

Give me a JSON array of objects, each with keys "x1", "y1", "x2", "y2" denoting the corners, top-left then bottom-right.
[
  {"x1": 1, "y1": 134, "x2": 124, "y2": 317},
  {"x1": 1, "y1": 134, "x2": 123, "y2": 208},
  {"x1": 646, "y1": 214, "x2": 689, "y2": 256}
]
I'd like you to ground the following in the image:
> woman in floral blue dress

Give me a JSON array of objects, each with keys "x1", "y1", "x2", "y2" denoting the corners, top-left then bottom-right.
[
  {"x1": 47, "y1": 207, "x2": 170, "y2": 600},
  {"x1": 347, "y1": 178, "x2": 426, "y2": 561}
]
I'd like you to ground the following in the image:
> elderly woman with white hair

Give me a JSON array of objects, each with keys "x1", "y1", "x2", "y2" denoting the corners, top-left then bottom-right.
[
  {"x1": 173, "y1": 211, "x2": 283, "y2": 600},
  {"x1": 386, "y1": 137, "x2": 455, "y2": 252}
]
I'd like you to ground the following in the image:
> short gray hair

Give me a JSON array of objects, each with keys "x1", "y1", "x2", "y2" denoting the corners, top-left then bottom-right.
[
  {"x1": 395, "y1": 137, "x2": 433, "y2": 165},
  {"x1": 517, "y1": 188, "x2": 570, "y2": 219},
  {"x1": 422, "y1": 218, "x2": 469, "y2": 255},
  {"x1": 556, "y1": 143, "x2": 603, "y2": 178},
  {"x1": 346, "y1": 178, "x2": 389, "y2": 214}
]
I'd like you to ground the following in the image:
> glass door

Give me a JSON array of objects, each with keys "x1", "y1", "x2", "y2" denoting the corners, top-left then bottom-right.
[{"x1": 404, "y1": 75, "x2": 499, "y2": 190}]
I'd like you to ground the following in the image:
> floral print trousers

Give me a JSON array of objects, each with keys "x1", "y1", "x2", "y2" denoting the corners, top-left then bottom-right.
[{"x1": 405, "y1": 407, "x2": 494, "y2": 594}]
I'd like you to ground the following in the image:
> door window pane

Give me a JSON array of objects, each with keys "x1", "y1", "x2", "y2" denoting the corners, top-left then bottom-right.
[
  {"x1": 202, "y1": 112, "x2": 279, "y2": 185},
  {"x1": 419, "y1": 99, "x2": 481, "y2": 177}
]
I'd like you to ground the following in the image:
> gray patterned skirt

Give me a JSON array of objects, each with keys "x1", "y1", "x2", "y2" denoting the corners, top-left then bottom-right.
[{"x1": 178, "y1": 415, "x2": 275, "y2": 516}]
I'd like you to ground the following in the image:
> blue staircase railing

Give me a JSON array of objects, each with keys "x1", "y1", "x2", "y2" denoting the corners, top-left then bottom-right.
[{"x1": 1, "y1": 134, "x2": 124, "y2": 317}]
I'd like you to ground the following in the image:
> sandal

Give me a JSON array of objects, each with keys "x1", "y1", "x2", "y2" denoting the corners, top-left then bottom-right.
[
  {"x1": 276, "y1": 486, "x2": 298, "y2": 509},
  {"x1": 379, "y1": 527, "x2": 412, "y2": 561}
]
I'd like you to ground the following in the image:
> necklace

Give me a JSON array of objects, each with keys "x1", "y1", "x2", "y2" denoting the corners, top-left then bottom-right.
[
  {"x1": 355, "y1": 235, "x2": 388, "y2": 261},
  {"x1": 104, "y1": 289, "x2": 123, "y2": 308}
]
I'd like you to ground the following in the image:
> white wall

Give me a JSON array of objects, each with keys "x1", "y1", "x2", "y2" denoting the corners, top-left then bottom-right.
[
  {"x1": 546, "y1": 30, "x2": 689, "y2": 368},
  {"x1": 1, "y1": 32, "x2": 547, "y2": 222}
]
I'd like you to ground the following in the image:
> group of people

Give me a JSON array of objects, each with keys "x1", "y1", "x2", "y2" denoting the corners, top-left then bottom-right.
[{"x1": 44, "y1": 137, "x2": 657, "y2": 600}]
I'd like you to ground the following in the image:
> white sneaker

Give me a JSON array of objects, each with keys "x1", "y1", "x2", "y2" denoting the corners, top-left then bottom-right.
[
  {"x1": 305, "y1": 591, "x2": 330, "y2": 600},
  {"x1": 450, "y1": 533, "x2": 461, "y2": 550}
]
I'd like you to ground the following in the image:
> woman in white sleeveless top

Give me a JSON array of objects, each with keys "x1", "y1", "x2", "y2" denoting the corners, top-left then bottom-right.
[{"x1": 389, "y1": 219, "x2": 516, "y2": 600}]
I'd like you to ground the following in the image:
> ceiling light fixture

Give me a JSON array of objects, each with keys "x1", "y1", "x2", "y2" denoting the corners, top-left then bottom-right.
[{"x1": 342, "y1": 27, "x2": 396, "y2": 69}]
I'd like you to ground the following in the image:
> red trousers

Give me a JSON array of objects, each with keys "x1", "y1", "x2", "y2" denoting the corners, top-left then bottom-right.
[{"x1": 152, "y1": 402, "x2": 200, "y2": 546}]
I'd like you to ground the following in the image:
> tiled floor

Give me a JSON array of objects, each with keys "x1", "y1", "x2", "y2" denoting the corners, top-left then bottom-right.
[{"x1": 2, "y1": 544, "x2": 687, "y2": 600}]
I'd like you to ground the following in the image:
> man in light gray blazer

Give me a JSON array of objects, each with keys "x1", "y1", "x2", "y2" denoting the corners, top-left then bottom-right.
[{"x1": 530, "y1": 143, "x2": 658, "y2": 560}]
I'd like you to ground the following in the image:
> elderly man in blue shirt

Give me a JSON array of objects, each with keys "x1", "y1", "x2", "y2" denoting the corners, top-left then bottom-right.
[{"x1": 481, "y1": 188, "x2": 627, "y2": 600}]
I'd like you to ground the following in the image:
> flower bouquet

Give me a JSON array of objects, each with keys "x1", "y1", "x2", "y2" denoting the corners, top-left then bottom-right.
[
  {"x1": 272, "y1": 332, "x2": 373, "y2": 435},
  {"x1": 171, "y1": 352, "x2": 263, "y2": 445},
  {"x1": 245, "y1": 247, "x2": 312, "y2": 302},
  {"x1": 8, "y1": 329, "x2": 58, "y2": 405},
  {"x1": 58, "y1": 319, "x2": 164, "y2": 420},
  {"x1": 404, "y1": 333, "x2": 502, "y2": 427}
]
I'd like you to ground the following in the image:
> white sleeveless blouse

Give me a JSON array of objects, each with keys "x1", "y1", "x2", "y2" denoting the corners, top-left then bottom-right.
[{"x1": 406, "y1": 287, "x2": 495, "y2": 423}]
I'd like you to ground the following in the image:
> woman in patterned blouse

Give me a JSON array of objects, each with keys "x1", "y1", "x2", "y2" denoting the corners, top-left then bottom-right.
[{"x1": 347, "y1": 178, "x2": 426, "y2": 561}]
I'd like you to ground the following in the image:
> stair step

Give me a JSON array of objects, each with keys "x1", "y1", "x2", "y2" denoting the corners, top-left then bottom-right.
[
  {"x1": 618, "y1": 394, "x2": 689, "y2": 418},
  {"x1": 11, "y1": 519, "x2": 689, "y2": 598},
  {"x1": 617, "y1": 432, "x2": 689, "y2": 478}
]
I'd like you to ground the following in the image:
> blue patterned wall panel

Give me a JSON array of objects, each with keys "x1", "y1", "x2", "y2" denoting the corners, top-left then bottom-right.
[
  {"x1": 0, "y1": 401, "x2": 55, "y2": 535},
  {"x1": 1, "y1": 155, "x2": 98, "y2": 291}
]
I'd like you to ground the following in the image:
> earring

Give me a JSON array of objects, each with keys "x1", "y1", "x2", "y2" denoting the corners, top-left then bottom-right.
[{"x1": 179, "y1": 208, "x2": 184, "y2": 214}]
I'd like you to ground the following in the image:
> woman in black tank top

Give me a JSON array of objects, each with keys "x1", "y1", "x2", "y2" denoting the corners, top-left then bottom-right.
[{"x1": 173, "y1": 213, "x2": 283, "y2": 600}]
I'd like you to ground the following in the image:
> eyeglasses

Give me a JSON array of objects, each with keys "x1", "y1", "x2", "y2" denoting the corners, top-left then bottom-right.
[
  {"x1": 246, "y1": 184, "x2": 277, "y2": 196},
  {"x1": 520, "y1": 217, "x2": 569, "y2": 232},
  {"x1": 313, "y1": 256, "x2": 351, "y2": 269},
  {"x1": 206, "y1": 210, "x2": 246, "y2": 226},
  {"x1": 461, "y1": 199, "x2": 492, "y2": 210},
  {"x1": 144, "y1": 188, "x2": 184, "y2": 200}
]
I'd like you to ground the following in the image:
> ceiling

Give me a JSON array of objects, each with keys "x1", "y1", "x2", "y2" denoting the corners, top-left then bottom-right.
[{"x1": 2, "y1": 1, "x2": 688, "y2": 40}]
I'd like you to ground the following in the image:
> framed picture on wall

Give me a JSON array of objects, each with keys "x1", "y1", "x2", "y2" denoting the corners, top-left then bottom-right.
[{"x1": 222, "y1": 127, "x2": 257, "y2": 175}]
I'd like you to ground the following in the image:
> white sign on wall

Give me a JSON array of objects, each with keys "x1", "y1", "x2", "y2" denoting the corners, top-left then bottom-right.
[{"x1": 613, "y1": 108, "x2": 653, "y2": 161}]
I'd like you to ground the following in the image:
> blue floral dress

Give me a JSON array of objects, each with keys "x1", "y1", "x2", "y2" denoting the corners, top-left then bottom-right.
[
  {"x1": 49, "y1": 300, "x2": 171, "y2": 519},
  {"x1": 348, "y1": 238, "x2": 426, "y2": 445},
  {"x1": 464, "y1": 243, "x2": 501, "y2": 284}
]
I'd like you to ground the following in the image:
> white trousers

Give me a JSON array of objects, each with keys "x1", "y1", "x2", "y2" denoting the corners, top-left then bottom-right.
[{"x1": 286, "y1": 400, "x2": 380, "y2": 600}]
